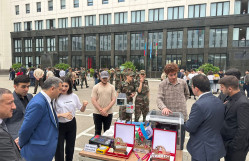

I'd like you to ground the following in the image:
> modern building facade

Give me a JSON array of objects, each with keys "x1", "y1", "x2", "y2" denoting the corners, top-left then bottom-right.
[{"x1": 7, "y1": 0, "x2": 249, "y2": 76}]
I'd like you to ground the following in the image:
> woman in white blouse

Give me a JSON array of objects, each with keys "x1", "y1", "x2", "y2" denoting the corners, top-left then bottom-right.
[{"x1": 55, "y1": 77, "x2": 88, "y2": 161}]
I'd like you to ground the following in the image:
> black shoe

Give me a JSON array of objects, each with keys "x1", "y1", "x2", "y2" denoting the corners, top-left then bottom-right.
[
  {"x1": 33, "y1": 93, "x2": 36, "y2": 94},
  {"x1": 86, "y1": 86, "x2": 89, "y2": 88}
]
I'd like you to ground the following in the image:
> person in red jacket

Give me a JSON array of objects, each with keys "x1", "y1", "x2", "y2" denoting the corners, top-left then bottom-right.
[{"x1": 16, "y1": 69, "x2": 23, "y2": 76}]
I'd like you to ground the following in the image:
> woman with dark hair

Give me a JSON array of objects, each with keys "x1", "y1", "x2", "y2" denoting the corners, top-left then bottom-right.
[{"x1": 54, "y1": 77, "x2": 88, "y2": 161}]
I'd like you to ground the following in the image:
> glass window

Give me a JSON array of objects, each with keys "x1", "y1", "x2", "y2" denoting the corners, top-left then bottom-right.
[
  {"x1": 234, "y1": 1, "x2": 241, "y2": 14},
  {"x1": 59, "y1": 56, "x2": 68, "y2": 64},
  {"x1": 100, "y1": 56, "x2": 111, "y2": 68},
  {"x1": 36, "y1": 38, "x2": 43, "y2": 52},
  {"x1": 24, "y1": 21, "x2": 32, "y2": 31},
  {"x1": 85, "y1": 35, "x2": 96, "y2": 51},
  {"x1": 168, "y1": 6, "x2": 184, "y2": 20},
  {"x1": 61, "y1": 0, "x2": 66, "y2": 9},
  {"x1": 86, "y1": 56, "x2": 96, "y2": 69},
  {"x1": 209, "y1": 28, "x2": 228, "y2": 47},
  {"x1": 115, "y1": 33, "x2": 127, "y2": 50},
  {"x1": 15, "y1": 5, "x2": 19, "y2": 15},
  {"x1": 71, "y1": 17, "x2": 82, "y2": 27},
  {"x1": 167, "y1": 30, "x2": 183, "y2": 49},
  {"x1": 47, "y1": 37, "x2": 55, "y2": 51},
  {"x1": 115, "y1": 56, "x2": 126, "y2": 67},
  {"x1": 88, "y1": 0, "x2": 93, "y2": 6},
  {"x1": 35, "y1": 20, "x2": 43, "y2": 30},
  {"x1": 35, "y1": 56, "x2": 41, "y2": 67},
  {"x1": 14, "y1": 22, "x2": 21, "y2": 32},
  {"x1": 25, "y1": 57, "x2": 33, "y2": 68},
  {"x1": 72, "y1": 36, "x2": 82, "y2": 51},
  {"x1": 186, "y1": 54, "x2": 203, "y2": 70},
  {"x1": 26, "y1": 4, "x2": 30, "y2": 14},
  {"x1": 114, "y1": 12, "x2": 128, "y2": 24},
  {"x1": 74, "y1": 0, "x2": 79, "y2": 8},
  {"x1": 210, "y1": 2, "x2": 230, "y2": 16},
  {"x1": 187, "y1": 29, "x2": 205, "y2": 48},
  {"x1": 130, "y1": 56, "x2": 145, "y2": 70},
  {"x1": 72, "y1": 56, "x2": 82, "y2": 68},
  {"x1": 189, "y1": 4, "x2": 206, "y2": 18},
  {"x1": 46, "y1": 19, "x2": 55, "y2": 29},
  {"x1": 37, "y1": 2, "x2": 41, "y2": 12},
  {"x1": 208, "y1": 54, "x2": 227, "y2": 70},
  {"x1": 102, "y1": 0, "x2": 108, "y2": 4},
  {"x1": 99, "y1": 14, "x2": 111, "y2": 25},
  {"x1": 15, "y1": 57, "x2": 22, "y2": 64},
  {"x1": 166, "y1": 54, "x2": 182, "y2": 67},
  {"x1": 58, "y1": 18, "x2": 68, "y2": 28},
  {"x1": 14, "y1": 39, "x2": 22, "y2": 52},
  {"x1": 59, "y1": 36, "x2": 68, "y2": 51},
  {"x1": 131, "y1": 33, "x2": 145, "y2": 50},
  {"x1": 25, "y1": 39, "x2": 32, "y2": 52},
  {"x1": 85, "y1": 15, "x2": 96, "y2": 26},
  {"x1": 118, "y1": 0, "x2": 125, "y2": 2},
  {"x1": 100, "y1": 35, "x2": 111, "y2": 51},
  {"x1": 149, "y1": 8, "x2": 164, "y2": 21},
  {"x1": 48, "y1": 0, "x2": 53, "y2": 11}
]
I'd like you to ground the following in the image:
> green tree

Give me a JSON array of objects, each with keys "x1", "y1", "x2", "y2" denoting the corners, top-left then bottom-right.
[
  {"x1": 121, "y1": 61, "x2": 136, "y2": 71},
  {"x1": 54, "y1": 63, "x2": 70, "y2": 70},
  {"x1": 12, "y1": 63, "x2": 23, "y2": 72},
  {"x1": 197, "y1": 63, "x2": 220, "y2": 75}
]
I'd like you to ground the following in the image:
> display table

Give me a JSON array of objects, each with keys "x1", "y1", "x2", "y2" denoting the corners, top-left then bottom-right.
[{"x1": 79, "y1": 150, "x2": 183, "y2": 161}]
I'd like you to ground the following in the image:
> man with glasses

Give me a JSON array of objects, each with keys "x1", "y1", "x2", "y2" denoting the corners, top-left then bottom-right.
[
  {"x1": 4, "y1": 75, "x2": 33, "y2": 140},
  {"x1": 135, "y1": 70, "x2": 150, "y2": 122},
  {"x1": 117, "y1": 71, "x2": 136, "y2": 121},
  {"x1": 91, "y1": 71, "x2": 116, "y2": 135}
]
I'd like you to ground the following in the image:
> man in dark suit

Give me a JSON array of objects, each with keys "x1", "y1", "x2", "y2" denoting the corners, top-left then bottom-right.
[
  {"x1": 0, "y1": 88, "x2": 25, "y2": 161},
  {"x1": 19, "y1": 77, "x2": 63, "y2": 161},
  {"x1": 4, "y1": 75, "x2": 33, "y2": 140},
  {"x1": 218, "y1": 68, "x2": 245, "y2": 102},
  {"x1": 220, "y1": 76, "x2": 249, "y2": 161},
  {"x1": 184, "y1": 74, "x2": 225, "y2": 161}
]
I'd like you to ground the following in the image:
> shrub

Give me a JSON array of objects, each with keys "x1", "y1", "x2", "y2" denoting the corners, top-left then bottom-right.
[
  {"x1": 121, "y1": 61, "x2": 136, "y2": 71},
  {"x1": 54, "y1": 63, "x2": 70, "y2": 70},
  {"x1": 197, "y1": 63, "x2": 220, "y2": 75},
  {"x1": 12, "y1": 63, "x2": 23, "y2": 72},
  {"x1": 89, "y1": 68, "x2": 95, "y2": 77}
]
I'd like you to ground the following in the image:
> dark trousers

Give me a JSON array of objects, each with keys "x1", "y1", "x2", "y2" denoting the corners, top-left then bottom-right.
[
  {"x1": 30, "y1": 78, "x2": 35, "y2": 86},
  {"x1": 80, "y1": 78, "x2": 88, "y2": 88},
  {"x1": 224, "y1": 148, "x2": 248, "y2": 161},
  {"x1": 243, "y1": 83, "x2": 249, "y2": 97},
  {"x1": 34, "y1": 78, "x2": 44, "y2": 93},
  {"x1": 55, "y1": 118, "x2": 76, "y2": 161},
  {"x1": 93, "y1": 113, "x2": 113, "y2": 135},
  {"x1": 73, "y1": 81, "x2": 78, "y2": 91}
]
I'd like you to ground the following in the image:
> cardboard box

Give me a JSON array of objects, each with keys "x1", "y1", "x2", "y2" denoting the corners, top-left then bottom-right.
[
  {"x1": 106, "y1": 122, "x2": 135, "y2": 159},
  {"x1": 150, "y1": 128, "x2": 177, "y2": 161}
]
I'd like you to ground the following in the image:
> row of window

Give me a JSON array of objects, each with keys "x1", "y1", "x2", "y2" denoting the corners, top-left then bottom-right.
[
  {"x1": 15, "y1": 27, "x2": 249, "y2": 53},
  {"x1": 14, "y1": 53, "x2": 227, "y2": 71},
  {"x1": 15, "y1": 0, "x2": 125, "y2": 15},
  {"x1": 14, "y1": 1, "x2": 236, "y2": 32}
]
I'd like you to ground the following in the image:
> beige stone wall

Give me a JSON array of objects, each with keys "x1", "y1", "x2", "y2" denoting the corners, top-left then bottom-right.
[{"x1": 0, "y1": 0, "x2": 11, "y2": 70}]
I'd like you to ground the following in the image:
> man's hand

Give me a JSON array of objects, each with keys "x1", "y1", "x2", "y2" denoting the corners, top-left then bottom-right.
[
  {"x1": 99, "y1": 109, "x2": 108, "y2": 117},
  {"x1": 15, "y1": 137, "x2": 20, "y2": 150},
  {"x1": 162, "y1": 107, "x2": 172, "y2": 116},
  {"x1": 140, "y1": 77, "x2": 144, "y2": 83},
  {"x1": 83, "y1": 100, "x2": 88, "y2": 107},
  {"x1": 62, "y1": 112, "x2": 73, "y2": 120},
  {"x1": 130, "y1": 92, "x2": 136, "y2": 98}
]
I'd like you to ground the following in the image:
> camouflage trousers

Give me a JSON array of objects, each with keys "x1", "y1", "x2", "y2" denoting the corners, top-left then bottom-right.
[
  {"x1": 115, "y1": 81, "x2": 120, "y2": 90},
  {"x1": 119, "y1": 106, "x2": 132, "y2": 122},
  {"x1": 134, "y1": 101, "x2": 149, "y2": 122},
  {"x1": 80, "y1": 77, "x2": 88, "y2": 88}
]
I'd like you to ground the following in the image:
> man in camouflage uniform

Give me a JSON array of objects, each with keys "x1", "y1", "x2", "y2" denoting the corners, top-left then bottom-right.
[
  {"x1": 110, "y1": 68, "x2": 115, "y2": 84},
  {"x1": 115, "y1": 68, "x2": 122, "y2": 90},
  {"x1": 80, "y1": 67, "x2": 89, "y2": 89},
  {"x1": 117, "y1": 71, "x2": 136, "y2": 121},
  {"x1": 135, "y1": 69, "x2": 140, "y2": 80},
  {"x1": 135, "y1": 70, "x2": 150, "y2": 122}
]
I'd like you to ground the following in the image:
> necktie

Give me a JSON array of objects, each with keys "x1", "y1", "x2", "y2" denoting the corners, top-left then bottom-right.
[
  {"x1": 1, "y1": 121, "x2": 8, "y2": 132},
  {"x1": 50, "y1": 101, "x2": 57, "y2": 126}
]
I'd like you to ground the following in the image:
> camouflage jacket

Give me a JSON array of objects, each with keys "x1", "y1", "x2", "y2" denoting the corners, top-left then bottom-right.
[
  {"x1": 135, "y1": 79, "x2": 150, "y2": 103},
  {"x1": 80, "y1": 70, "x2": 86, "y2": 78},
  {"x1": 110, "y1": 72, "x2": 114, "y2": 80},
  {"x1": 115, "y1": 72, "x2": 121, "y2": 81},
  {"x1": 117, "y1": 81, "x2": 136, "y2": 103}
]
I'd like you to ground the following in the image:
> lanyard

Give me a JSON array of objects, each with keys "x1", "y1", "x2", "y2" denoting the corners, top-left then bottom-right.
[{"x1": 134, "y1": 151, "x2": 151, "y2": 161}]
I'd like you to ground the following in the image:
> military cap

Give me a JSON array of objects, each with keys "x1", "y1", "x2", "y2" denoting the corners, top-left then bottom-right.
[
  {"x1": 140, "y1": 70, "x2": 146, "y2": 75},
  {"x1": 125, "y1": 71, "x2": 134, "y2": 76}
]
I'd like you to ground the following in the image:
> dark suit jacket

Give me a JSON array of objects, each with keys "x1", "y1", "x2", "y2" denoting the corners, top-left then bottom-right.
[
  {"x1": 218, "y1": 86, "x2": 245, "y2": 102},
  {"x1": 184, "y1": 93, "x2": 226, "y2": 161},
  {"x1": 19, "y1": 92, "x2": 58, "y2": 161},
  {"x1": 4, "y1": 92, "x2": 33, "y2": 139},
  {"x1": 0, "y1": 125, "x2": 24, "y2": 161},
  {"x1": 221, "y1": 92, "x2": 249, "y2": 152}
]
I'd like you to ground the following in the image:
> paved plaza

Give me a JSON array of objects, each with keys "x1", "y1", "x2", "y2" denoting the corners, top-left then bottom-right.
[{"x1": 0, "y1": 75, "x2": 248, "y2": 161}]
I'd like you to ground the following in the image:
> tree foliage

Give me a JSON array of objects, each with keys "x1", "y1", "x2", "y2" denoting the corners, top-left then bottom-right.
[
  {"x1": 120, "y1": 61, "x2": 136, "y2": 71},
  {"x1": 54, "y1": 63, "x2": 70, "y2": 70},
  {"x1": 197, "y1": 63, "x2": 220, "y2": 74},
  {"x1": 12, "y1": 63, "x2": 23, "y2": 72}
]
